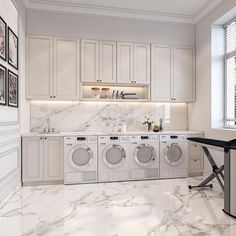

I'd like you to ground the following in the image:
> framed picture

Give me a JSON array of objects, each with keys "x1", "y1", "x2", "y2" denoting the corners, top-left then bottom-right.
[
  {"x1": 0, "y1": 16, "x2": 7, "y2": 61},
  {"x1": 8, "y1": 70, "x2": 18, "y2": 107},
  {"x1": 0, "y1": 64, "x2": 6, "y2": 105},
  {"x1": 8, "y1": 27, "x2": 18, "y2": 69}
]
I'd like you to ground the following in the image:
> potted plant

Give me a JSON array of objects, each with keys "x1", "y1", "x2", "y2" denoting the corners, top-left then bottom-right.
[{"x1": 143, "y1": 116, "x2": 154, "y2": 131}]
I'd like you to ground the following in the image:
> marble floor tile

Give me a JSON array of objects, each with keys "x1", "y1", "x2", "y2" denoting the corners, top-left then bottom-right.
[{"x1": 0, "y1": 177, "x2": 236, "y2": 236}]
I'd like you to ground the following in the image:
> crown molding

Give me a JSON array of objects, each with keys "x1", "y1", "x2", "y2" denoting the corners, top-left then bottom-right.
[
  {"x1": 22, "y1": 0, "x2": 224, "y2": 25},
  {"x1": 193, "y1": 0, "x2": 224, "y2": 23}
]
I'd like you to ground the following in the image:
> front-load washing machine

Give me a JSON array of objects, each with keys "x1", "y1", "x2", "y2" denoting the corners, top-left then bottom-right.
[
  {"x1": 130, "y1": 135, "x2": 159, "y2": 180},
  {"x1": 64, "y1": 136, "x2": 97, "y2": 184},
  {"x1": 98, "y1": 135, "x2": 130, "y2": 182},
  {"x1": 160, "y1": 135, "x2": 188, "y2": 178}
]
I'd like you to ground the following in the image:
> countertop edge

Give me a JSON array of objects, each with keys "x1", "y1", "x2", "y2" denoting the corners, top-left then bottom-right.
[{"x1": 21, "y1": 130, "x2": 204, "y2": 137}]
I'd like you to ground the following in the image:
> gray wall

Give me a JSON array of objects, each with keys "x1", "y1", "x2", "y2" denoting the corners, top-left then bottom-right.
[
  {"x1": 188, "y1": 0, "x2": 236, "y2": 173},
  {"x1": 26, "y1": 11, "x2": 195, "y2": 46}
]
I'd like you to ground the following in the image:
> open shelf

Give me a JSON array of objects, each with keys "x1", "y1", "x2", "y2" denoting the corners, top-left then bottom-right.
[{"x1": 81, "y1": 83, "x2": 150, "y2": 102}]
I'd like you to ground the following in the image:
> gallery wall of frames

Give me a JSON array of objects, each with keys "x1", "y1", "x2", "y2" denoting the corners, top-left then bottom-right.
[{"x1": 0, "y1": 15, "x2": 18, "y2": 108}]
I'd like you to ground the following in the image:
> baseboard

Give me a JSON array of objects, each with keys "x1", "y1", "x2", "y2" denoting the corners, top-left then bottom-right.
[
  {"x1": 188, "y1": 172, "x2": 203, "y2": 177},
  {"x1": 22, "y1": 180, "x2": 64, "y2": 186}
]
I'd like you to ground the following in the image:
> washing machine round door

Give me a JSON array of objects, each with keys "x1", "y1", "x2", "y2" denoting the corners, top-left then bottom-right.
[
  {"x1": 134, "y1": 144, "x2": 156, "y2": 167},
  {"x1": 69, "y1": 145, "x2": 94, "y2": 170},
  {"x1": 103, "y1": 144, "x2": 126, "y2": 168},
  {"x1": 164, "y1": 143, "x2": 183, "y2": 166}
]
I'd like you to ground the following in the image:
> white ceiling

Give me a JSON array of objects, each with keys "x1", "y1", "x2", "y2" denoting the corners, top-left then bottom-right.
[{"x1": 21, "y1": 0, "x2": 224, "y2": 24}]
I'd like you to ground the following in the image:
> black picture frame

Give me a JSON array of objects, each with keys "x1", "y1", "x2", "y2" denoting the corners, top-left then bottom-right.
[
  {"x1": 0, "y1": 16, "x2": 7, "y2": 61},
  {"x1": 7, "y1": 70, "x2": 18, "y2": 108},
  {"x1": 0, "y1": 63, "x2": 6, "y2": 105},
  {"x1": 8, "y1": 27, "x2": 18, "y2": 70}
]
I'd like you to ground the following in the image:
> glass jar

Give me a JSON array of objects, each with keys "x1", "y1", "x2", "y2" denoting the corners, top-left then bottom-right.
[
  {"x1": 91, "y1": 87, "x2": 100, "y2": 99},
  {"x1": 101, "y1": 88, "x2": 110, "y2": 99}
]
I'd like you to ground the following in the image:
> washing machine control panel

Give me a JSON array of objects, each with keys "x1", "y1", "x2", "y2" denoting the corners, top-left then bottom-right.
[
  {"x1": 99, "y1": 135, "x2": 130, "y2": 143},
  {"x1": 131, "y1": 135, "x2": 159, "y2": 143},
  {"x1": 64, "y1": 136, "x2": 97, "y2": 145},
  {"x1": 160, "y1": 135, "x2": 188, "y2": 142}
]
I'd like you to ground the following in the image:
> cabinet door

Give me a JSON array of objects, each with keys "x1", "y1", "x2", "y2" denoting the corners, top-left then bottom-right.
[
  {"x1": 117, "y1": 42, "x2": 133, "y2": 83},
  {"x1": 188, "y1": 135, "x2": 203, "y2": 175},
  {"x1": 22, "y1": 137, "x2": 44, "y2": 182},
  {"x1": 44, "y1": 137, "x2": 63, "y2": 181},
  {"x1": 81, "y1": 39, "x2": 99, "y2": 82},
  {"x1": 134, "y1": 43, "x2": 150, "y2": 84},
  {"x1": 151, "y1": 44, "x2": 173, "y2": 101},
  {"x1": 173, "y1": 47, "x2": 195, "y2": 101},
  {"x1": 99, "y1": 41, "x2": 116, "y2": 83},
  {"x1": 54, "y1": 39, "x2": 80, "y2": 100},
  {"x1": 27, "y1": 37, "x2": 53, "y2": 99}
]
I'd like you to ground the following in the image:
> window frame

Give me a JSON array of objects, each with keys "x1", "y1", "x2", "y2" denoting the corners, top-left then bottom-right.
[{"x1": 224, "y1": 18, "x2": 236, "y2": 128}]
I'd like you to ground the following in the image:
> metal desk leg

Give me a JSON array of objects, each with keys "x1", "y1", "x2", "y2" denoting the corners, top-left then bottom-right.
[{"x1": 189, "y1": 146, "x2": 224, "y2": 190}]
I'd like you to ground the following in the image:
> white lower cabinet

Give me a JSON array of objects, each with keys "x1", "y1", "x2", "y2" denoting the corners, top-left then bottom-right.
[
  {"x1": 22, "y1": 136, "x2": 63, "y2": 184},
  {"x1": 188, "y1": 135, "x2": 204, "y2": 176}
]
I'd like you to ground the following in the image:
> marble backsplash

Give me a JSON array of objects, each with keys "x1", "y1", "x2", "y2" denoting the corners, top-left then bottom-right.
[{"x1": 30, "y1": 102, "x2": 188, "y2": 132}]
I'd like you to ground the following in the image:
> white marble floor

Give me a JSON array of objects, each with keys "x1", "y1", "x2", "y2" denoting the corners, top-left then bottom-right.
[{"x1": 0, "y1": 177, "x2": 236, "y2": 236}]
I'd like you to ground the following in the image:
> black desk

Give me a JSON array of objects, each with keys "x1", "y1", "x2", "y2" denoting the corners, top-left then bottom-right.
[{"x1": 187, "y1": 137, "x2": 236, "y2": 219}]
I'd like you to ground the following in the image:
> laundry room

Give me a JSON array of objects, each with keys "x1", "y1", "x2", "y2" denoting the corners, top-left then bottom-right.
[{"x1": 0, "y1": 0, "x2": 236, "y2": 235}]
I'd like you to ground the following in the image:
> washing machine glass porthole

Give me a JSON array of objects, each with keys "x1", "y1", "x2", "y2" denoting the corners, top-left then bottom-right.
[
  {"x1": 165, "y1": 144, "x2": 183, "y2": 166},
  {"x1": 134, "y1": 144, "x2": 156, "y2": 167},
  {"x1": 104, "y1": 144, "x2": 126, "y2": 168},
  {"x1": 69, "y1": 146, "x2": 93, "y2": 169}
]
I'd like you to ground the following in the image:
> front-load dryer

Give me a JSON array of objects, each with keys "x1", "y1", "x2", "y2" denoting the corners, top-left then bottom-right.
[
  {"x1": 160, "y1": 135, "x2": 188, "y2": 179},
  {"x1": 98, "y1": 135, "x2": 130, "y2": 182},
  {"x1": 64, "y1": 136, "x2": 97, "y2": 184},
  {"x1": 130, "y1": 135, "x2": 159, "y2": 180}
]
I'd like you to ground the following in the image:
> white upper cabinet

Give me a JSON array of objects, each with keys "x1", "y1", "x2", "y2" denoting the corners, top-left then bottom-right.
[
  {"x1": 27, "y1": 37, "x2": 80, "y2": 100},
  {"x1": 27, "y1": 37, "x2": 53, "y2": 99},
  {"x1": 117, "y1": 42, "x2": 134, "y2": 84},
  {"x1": 81, "y1": 39, "x2": 99, "y2": 82},
  {"x1": 173, "y1": 47, "x2": 195, "y2": 102},
  {"x1": 54, "y1": 39, "x2": 80, "y2": 100},
  {"x1": 151, "y1": 44, "x2": 173, "y2": 101},
  {"x1": 151, "y1": 44, "x2": 195, "y2": 102},
  {"x1": 99, "y1": 41, "x2": 117, "y2": 83},
  {"x1": 134, "y1": 43, "x2": 150, "y2": 84}
]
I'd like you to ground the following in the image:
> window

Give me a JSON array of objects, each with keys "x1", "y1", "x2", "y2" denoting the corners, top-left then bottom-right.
[{"x1": 224, "y1": 18, "x2": 236, "y2": 128}]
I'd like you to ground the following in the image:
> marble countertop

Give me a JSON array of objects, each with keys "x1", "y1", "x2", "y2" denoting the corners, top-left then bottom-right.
[{"x1": 21, "y1": 130, "x2": 203, "y2": 137}]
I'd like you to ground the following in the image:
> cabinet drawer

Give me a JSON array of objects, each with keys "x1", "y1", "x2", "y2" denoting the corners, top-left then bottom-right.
[
  {"x1": 189, "y1": 159, "x2": 202, "y2": 171},
  {"x1": 189, "y1": 144, "x2": 202, "y2": 159}
]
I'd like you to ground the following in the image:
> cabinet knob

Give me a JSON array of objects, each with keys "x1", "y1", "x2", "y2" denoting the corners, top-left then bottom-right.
[
  {"x1": 97, "y1": 80, "x2": 99, "y2": 82},
  {"x1": 40, "y1": 137, "x2": 43, "y2": 140},
  {"x1": 45, "y1": 137, "x2": 47, "y2": 140},
  {"x1": 50, "y1": 96, "x2": 52, "y2": 98},
  {"x1": 134, "y1": 81, "x2": 136, "y2": 83},
  {"x1": 100, "y1": 80, "x2": 102, "y2": 82},
  {"x1": 53, "y1": 96, "x2": 56, "y2": 98}
]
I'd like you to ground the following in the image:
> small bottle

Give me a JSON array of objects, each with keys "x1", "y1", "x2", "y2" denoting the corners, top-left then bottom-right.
[
  {"x1": 116, "y1": 90, "x2": 119, "y2": 99},
  {"x1": 112, "y1": 90, "x2": 116, "y2": 99},
  {"x1": 120, "y1": 91, "x2": 124, "y2": 99}
]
